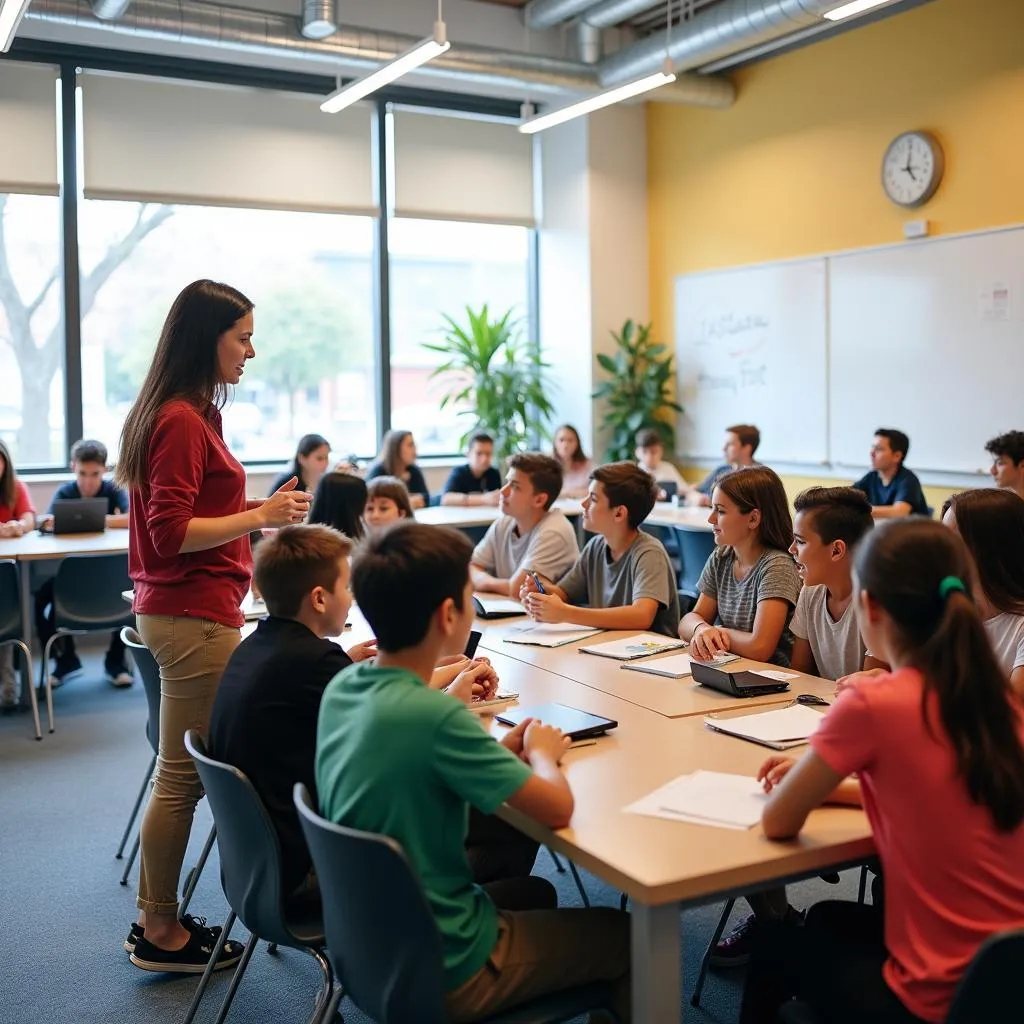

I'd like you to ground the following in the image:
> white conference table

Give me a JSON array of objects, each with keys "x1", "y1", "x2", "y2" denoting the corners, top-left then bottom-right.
[
  {"x1": 415, "y1": 498, "x2": 583, "y2": 530},
  {"x1": 645, "y1": 502, "x2": 714, "y2": 532}
]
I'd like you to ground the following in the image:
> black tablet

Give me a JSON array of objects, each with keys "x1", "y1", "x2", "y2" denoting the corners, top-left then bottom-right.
[{"x1": 495, "y1": 703, "x2": 617, "y2": 740}]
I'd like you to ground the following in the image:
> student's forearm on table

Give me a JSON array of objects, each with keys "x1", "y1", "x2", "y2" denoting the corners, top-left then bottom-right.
[
  {"x1": 827, "y1": 779, "x2": 862, "y2": 806},
  {"x1": 871, "y1": 502, "x2": 912, "y2": 519},
  {"x1": 559, "y1": 603, "x2": 653, "y2": 630},
  {"x1": 680, "y1": 612, "x2": 708, "y2": 640},
  {"x1": 179, "y1": 509, "x2": 264, "y2": 554},
  {"x1": 471, "y1": 566, "x2": 509, "y2": 594},
  {"x1": 107, "y1": 513, "x2": 130, "y2": 529},
  {"x1": 723, "y1": 628, "x2": 782, "y2": 663}
]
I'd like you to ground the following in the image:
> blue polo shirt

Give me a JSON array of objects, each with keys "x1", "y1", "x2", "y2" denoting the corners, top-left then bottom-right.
[
  {"x1": 49, "y1": 478, "x2": 128, "y2": 515},
  {"x1": 443, "y1": 463, "x2": 501, "y2": 495},
  {"x1": 852, "y1": 466, "x2": 930, "y2": 516}
]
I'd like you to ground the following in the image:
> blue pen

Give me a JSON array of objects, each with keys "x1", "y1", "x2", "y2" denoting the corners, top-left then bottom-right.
[{"x1": 531, "y1": 572, "x2": 546, "y2": 595}]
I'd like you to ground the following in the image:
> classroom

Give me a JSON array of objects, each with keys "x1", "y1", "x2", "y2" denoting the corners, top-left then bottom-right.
[{"x1": 2, "y1": 0, "x2": 1023, "y2": 1022}]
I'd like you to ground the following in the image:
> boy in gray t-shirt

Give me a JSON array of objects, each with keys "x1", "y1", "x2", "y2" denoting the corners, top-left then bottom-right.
[{"x1": 521, "y1": 462, "x2": 680, "y2": 637}]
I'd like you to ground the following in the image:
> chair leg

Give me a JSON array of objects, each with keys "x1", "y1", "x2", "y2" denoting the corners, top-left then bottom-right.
[
  {"x1": 315, "y1": 985, "x2": 345, "y2": 1024},
  {"x1": 307, "y1": 947, "x2": 336, "y2": 1024},
  {"x1": 266, "y1": 942, "x2": 278, "y2": 954},
  {"x1": 120, "y1": 832, "x2": 141, "y2": 886},
  {"x1": 181, "y1": 909, "x2": 235, "y2": 1024},
  {"x1": 691, "y1": 898, "x2": 735, "y2": 1008},
  {"x1": 566, "y1": 859, "x2": 591, "y2": 907},
  {"x1": 41, "y1": 634, "x2": 57, "y2": 734},
  {"x1": 619, "y1": 892, "x2": 629, "y2": 912},
  {"x1": 117, "y1": 756, "x2": 156, "y2": 859},
  {"x1": 212, "y1": 931, "x2": 258, "y2": 1024},
  {"x1": 12, "y1": 641, "x2": 41, "y2": 741},
  {"x1": 180, "y1": 824, "x2": 217, "y2": 916},
  {"x1": 546, "y1": 846, "x2": 566, "y2": 873},
  {"x1": 857, "y1": 864, "x2": 869, "y2": 904}
]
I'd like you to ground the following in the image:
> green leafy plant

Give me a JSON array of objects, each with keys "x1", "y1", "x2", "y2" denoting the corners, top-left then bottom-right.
[
  {"x1": 592, "y1": 319, "x2": 683, "y2": 463},
  {"x1": 424, "y1": 305, "x2": 555, "y2": 460}
]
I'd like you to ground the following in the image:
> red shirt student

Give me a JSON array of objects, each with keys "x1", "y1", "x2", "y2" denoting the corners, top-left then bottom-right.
[
  {"x1": 116, "y1": 279, "x2": 311, "y2": 976},
  {"x1": 740, "y1": 518, "x2": 1024, "y2": 1024}
]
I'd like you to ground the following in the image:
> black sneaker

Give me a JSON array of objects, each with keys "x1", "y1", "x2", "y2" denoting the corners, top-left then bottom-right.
[
  {"x1": 105, "y1": 660, "x2": 135, "y2": 688},
  {"x1": 123, "y1": 915, "x2": 226, "y2": 954},
  {"x1": 51, "y1": 652, "x2": 83, "y2": 689},
  {"x1": 129, "y1": 918, "x2": 243, "y2": 974}
]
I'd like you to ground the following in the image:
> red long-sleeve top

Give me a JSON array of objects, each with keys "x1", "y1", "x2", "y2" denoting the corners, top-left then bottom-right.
[{"x1": 129, "y1": 399, "x2": 252, "y2": 628}]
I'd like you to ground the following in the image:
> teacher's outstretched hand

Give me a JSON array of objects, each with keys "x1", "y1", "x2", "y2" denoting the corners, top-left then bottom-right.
[{"x1": 261, "y1": 475, "x2": 312, "y2": 526}]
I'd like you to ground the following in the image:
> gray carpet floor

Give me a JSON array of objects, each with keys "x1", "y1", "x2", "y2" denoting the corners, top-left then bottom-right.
[{"x1": 0, "y1": 639, "x2": 861, "y2": 1024}]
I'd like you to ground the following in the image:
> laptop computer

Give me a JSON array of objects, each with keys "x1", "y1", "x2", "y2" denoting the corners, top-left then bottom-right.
[
  {"x1": 495, "y1": 703, "x2": 618, "y2": 741},
  {"x1": 691, "y1": 659, "x2": 791, "y2": 698},
  {"x1": 659, "y1": 480, "x2": 679, "y2": 500},
  {"x1": 51, "y1": 498, "x2": 108, "y2": 535}
]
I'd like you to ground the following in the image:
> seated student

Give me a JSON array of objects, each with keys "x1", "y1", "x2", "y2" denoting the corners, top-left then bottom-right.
[
  {"x1": 442, "y1": 433, "x2": 502, "y2": 507},
  {"x1": 551, "y1": 424, "x2": 594, "y2": 499},
  {"x1": 36, "y1": 439, "x2": 132, "y2": 687},
  {"x1": 943, "y1": 488, "x2": 1024, "y2": 693},
  {"x1": 692, "y1": 424, "x2": 762, "y2": 507},
  {"x1": 315, "y1": 522, "x2": 631, "y2": 1022},
  {"x1": 985, "y1": 430, "x2": 1024, "y2": 501},
  {"x1": 0, "y1": 439, "x2": 35, "y2": 708},
  {"x1": 270, "y1": 434, "x2": 331, "y2": 496},
  {"x1": 853, "y1": 428, "x2": 929, "y2": 519},
  {"x1": 364, "y1": 476, "x2": 414, "y2": 532},
  {"x1": 520, "y1": 462, "x2": 681, "y2": 637},
  {"x1": 680, "y1": 466, "x2": 802, "y2": 666},
  {"x1": 209, "y1": 524, "x2": 522, "y2": 896},
  {"x1": 366, "y1": 430, "x2": 429, "y2": 509},
  {"x1": 739, "y1": 518, "x2": 1024, "y2": 1024},
  {"x1": 471, "y1": 453, "x2": 578, "y2": 598},
  {"x1": 708, "y1": 486, "x2": 874, "y2": 968},
  {"x1": 634, "y1": 427, "x2": 690, "y2": 501},
  {"x1": 308, "y1": 471, "x2": 367, "y2": 541}
]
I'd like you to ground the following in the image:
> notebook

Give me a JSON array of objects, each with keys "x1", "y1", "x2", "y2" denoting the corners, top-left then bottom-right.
[
  {"x1": 578, "y1": 633, "x2": 687, "y2": 661},
  {"x1": 495, "y1": 703, "x2": 617, "y2": 740},
  {"x1": 620, "y1": 653, "x2": 695, "y2": 679},
  {"x1": 503, "y1": 623, "x2": 603, "y2": 648},
  {"x1": 704, "y1": 703, "x2": 826, "y2": 750},
  {"x1": 473, "y1": 595, "x2": 527, "y2": 619}
]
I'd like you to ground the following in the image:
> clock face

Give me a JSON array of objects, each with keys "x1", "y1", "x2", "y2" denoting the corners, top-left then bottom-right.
[{"x1": 882, "y1": 131, "x2": 944, "y2": 208}]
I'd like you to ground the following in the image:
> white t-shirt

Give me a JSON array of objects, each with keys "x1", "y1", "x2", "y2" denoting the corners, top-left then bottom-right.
[
  {"x1": 984, "y1": 612, "x2": 1024, "y2": 674},
  {"x1": 471, "y1": 510, "x2": 579, "y2": 583},
  {"x1": 790, "y1": 584, "x2": 865, "y2": 681},
  {"x1": 639, "y1": 460, "x2": 686, "y2": 489}
]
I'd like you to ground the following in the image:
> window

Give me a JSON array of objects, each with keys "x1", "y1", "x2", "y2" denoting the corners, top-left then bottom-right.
[
  {"x1": 78, "y1": 201, "x2": 377, "y2": 461},
  {"x1": 388, "y1": 218, "x2": 531, "y2": 456},
  {"x1": 0, "y1": 194, "x2": 64, "y2": 467}
]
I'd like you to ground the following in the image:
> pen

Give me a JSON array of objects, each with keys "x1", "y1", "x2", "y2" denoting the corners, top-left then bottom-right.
[
  {"x1": 568, "y1": 740, "x2": 598, "y2": 749},
  {"x1": 531, "y1": 572, "x2": 546, "y2": 595}
]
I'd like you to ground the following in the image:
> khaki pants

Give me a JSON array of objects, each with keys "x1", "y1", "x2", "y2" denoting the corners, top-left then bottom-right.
[
  {"x1": 135, "y1": 614, "x2": 240, "y2": 915},
  {"x1": 445, "y1": 905, "x2": 631, "y2": 1023}
]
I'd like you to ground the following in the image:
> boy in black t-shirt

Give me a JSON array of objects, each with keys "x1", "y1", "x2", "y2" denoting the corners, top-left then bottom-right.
[{"x1": 441, "y1": 432, "x2": 502, "y2": 507}]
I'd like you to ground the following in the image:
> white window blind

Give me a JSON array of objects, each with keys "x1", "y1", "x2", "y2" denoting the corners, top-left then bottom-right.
[
  {"x1": 0, "y1": 62, "x2": 59, "y2": 196},
  {"x1": 80, "y1": 73, "x2": 376, "y2": 215},
  {"x1": 392, "y1": 110, "x2": 535, "y2": 227}
]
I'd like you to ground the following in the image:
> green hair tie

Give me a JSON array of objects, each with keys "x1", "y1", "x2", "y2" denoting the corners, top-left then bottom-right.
[{"x1": 938, "y1": 576, "x2": 966, "y2": 600}]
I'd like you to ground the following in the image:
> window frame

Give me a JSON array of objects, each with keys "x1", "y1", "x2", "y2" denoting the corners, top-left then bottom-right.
[{"x1": 2, "y1": 44, "x2": 538, "y2": 472}]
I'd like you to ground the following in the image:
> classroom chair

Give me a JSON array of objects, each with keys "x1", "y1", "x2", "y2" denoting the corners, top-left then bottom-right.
[
  {"x1": 294, "y1": 783, "x2": 616, "y2": 1024},
  {"x1": 672, "y1": 526, "x2": 716, "y2": 600},
  {"x1": 0, "y1": 560, "x2": 41, "y2": 740},
  {"x1": 183, "y1": 732, "x2": 333, "y2": 1024},
  {"x1": 777, "y1": 926, "x2": 1024, "y2": 1023},
  {"x1": 38, "y1": 553, "x2": 135, "y2": 732}
]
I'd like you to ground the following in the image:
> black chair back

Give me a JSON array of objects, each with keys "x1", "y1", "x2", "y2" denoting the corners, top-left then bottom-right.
[
  {"x1": 674, "y1": 526, "x2": 716, "y2": 598},
  {"x1": 121, "y1": 628, "x2": 162, "y2": 754},
  {"x1": 52, "y1": 554, "x2": 135, "y2": 631},
  {"x1": 0, "y1": 560, "x2": 22, "y2": 643},
  {"x1": 294, "y1": 783, "x2": 448, "y2": 1023},
  {"x1": 947, "y1": 928, "x2": 1024, "y2": 1022},
  {"x1": 184, "y1": 730, "x2": 295, "y2": 947}
]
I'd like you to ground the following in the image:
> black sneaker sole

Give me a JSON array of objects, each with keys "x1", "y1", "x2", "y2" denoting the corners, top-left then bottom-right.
[{"x1": 129, "y1": 943, "x2": 243, "y2": 974}]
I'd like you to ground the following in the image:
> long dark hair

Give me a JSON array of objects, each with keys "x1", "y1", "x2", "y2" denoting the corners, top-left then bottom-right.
[
  {"x1": 290, "y1": 433, "x2": 330, "y2": 490},
  {"x1": 308, "y1": 472, "x2": 367, "y2": 541},
  {"x1": 716, "y1": 466, "x2": 793, "y2": 554},
  {"x1": 943, "y1": 489, "x2": 1024, "y2": 617},
  {"x1": 379, "y1": 430, "x2": 413, "y2": 478},
  {"x1": 0, "y1": 438, "x2": 20, "y2": 511},
  {"x1": 117, "y1": 280, "x2": 253, "y2": 488},
  {"x1": 855, "y1": 518, "x2": 1024, "y2": 832},
  {"x1": 553, "y1": 423, "x2": 588, "y2": 467}
]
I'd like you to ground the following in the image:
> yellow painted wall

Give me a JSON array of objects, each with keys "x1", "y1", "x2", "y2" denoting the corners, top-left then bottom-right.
[{"x1": 648, "y1": 0, "x2": 1024, "y2": 514}]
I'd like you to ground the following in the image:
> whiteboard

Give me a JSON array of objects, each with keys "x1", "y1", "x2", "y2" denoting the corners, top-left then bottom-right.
[
  {"x1": 674, "y1": 258, "x2": 828, "y2": 465},
  {"x1": 829, "y1": 228, "x2": 1024, "y2": 474}
]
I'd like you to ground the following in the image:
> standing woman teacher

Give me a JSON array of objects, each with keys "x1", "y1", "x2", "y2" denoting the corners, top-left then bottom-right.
[{"x1": 117, "y1": 280, "x2": 310, "y2": 972}]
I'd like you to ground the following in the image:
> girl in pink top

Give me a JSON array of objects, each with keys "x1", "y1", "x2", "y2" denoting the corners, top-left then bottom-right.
[
  {"x1": 740, "y1": 518, "x2": 1024, "y2": 1024},
  {"x1": 551, "y1": 424, "x2": 594, "y2": 499}
]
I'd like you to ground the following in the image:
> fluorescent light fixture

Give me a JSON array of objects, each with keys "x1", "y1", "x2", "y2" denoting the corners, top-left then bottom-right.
[
  {"x1": 0, "y1": 0, "x2": 32, "y2": 53},
  {"x1": 519, "y1": 66, "x2": 676, "y2": 135},
  {"x1": 823, "y1": 0, "x2": 896, "y2": 21},
  {"x1": 321, "y1": 21, "x2": 450, "y2": 113}
]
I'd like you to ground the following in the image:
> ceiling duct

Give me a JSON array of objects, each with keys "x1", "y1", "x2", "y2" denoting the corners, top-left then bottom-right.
[
  {"x1": 583, "y1": 0, "x2": 663, "y2": 30},
  {"x1": 301, "y1": 0, "x2": 336, "y2": 41},
  {"x1": 88, "y1": 0, "x2": 131, "y2": 21},
  {"x1": 598, "y1": 0, "x2": 920, "y2": 86},
  {"x1": 524, "y1": 0, "x2": 606, "y2": 31},
  {"x1": 21, "y1": 0, "x2": 736, "y2": 106}
]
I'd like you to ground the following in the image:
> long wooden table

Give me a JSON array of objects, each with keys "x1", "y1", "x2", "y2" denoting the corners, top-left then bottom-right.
[
  {"x1": 415, "y1": 498, "x2": 583, "y2": 530},
  {"x1": 645, "y1": 502, "x2": 714, "y2": 532}
]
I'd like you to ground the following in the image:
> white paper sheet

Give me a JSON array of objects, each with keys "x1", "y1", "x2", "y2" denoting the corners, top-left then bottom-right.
[
  {"x1": 504, "y1": 623, "x2": 603, "y2": 647},
  {"x1": 703, "y1": 704, "x2": 825, "y2": 747},
  {"x1": 621, "y1": 653, "x2": 695, "y2": 678},
  {"x1": 624, "y1": 770, "x2": 767, "y2": 829},
  {"x1": 752, "y1": 669, "x2": 800, "y2": 681}
]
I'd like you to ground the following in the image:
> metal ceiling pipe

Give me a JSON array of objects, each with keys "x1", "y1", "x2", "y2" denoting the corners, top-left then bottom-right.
[
  {"x1": 575, "y1": 20, "x2": 602, "y2": 63},
  {"x1": 301, "y1": 0, "x2": 336, "y2": 41},
  {"x1": 524, "y1": 0, "x2": 606, "y2": 31},
  {"x1": 583, "y1": 0, "x2": 663, "y2": 30},
  {"x1": 598, "y1": 0, "x2": 915, "y2": 86},
  {"x1": 88, "y1": 0, "x2": 131, "y2": 21},
  {"x1": 22, "y1": 0, "x2": 735, "y2": 106}
]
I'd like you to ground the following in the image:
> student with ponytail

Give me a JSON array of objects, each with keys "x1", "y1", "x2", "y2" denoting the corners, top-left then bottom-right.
[{"x1": 740, "y1": 518, "x2": 1024, "y2": 1024}]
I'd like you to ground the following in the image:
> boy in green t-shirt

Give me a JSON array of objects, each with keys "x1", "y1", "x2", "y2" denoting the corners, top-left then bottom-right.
[{"x1": 315, "y1": 522, "x2": 631, "y2": 1022}]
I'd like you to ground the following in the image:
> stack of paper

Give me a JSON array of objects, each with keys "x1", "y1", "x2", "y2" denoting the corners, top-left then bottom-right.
[
  {"x1": 504, "y1": 623, "x2": 603, "y2": 648},
  {"x1": 704, "y1": 703, "x2": 825, "y2": 750},
  {"x1": 624, "y1": 770, "x2": 767, "y2": 829},
  {"x1": 579, "y1": 633, "x2": 686, "y2": 661},
  {"x1": 621, "y1": 653, "x2": 695, "y2": 678}
]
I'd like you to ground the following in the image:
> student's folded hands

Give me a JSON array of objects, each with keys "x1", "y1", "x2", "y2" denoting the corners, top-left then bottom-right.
[
  {"x1": 689, "y1": 624, "x2": 731, "y2": 660},
  {"x1": 522, "y1": 592, "x2": 569, "y2": 623},
  {"x1": 445, "y1": 660, "x2": 500, "y2": 705}
]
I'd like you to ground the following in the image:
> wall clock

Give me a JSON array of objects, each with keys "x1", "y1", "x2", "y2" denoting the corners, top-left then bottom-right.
[{"x1": 881, "y1": 131, "x2": 944, "y2": 208}]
